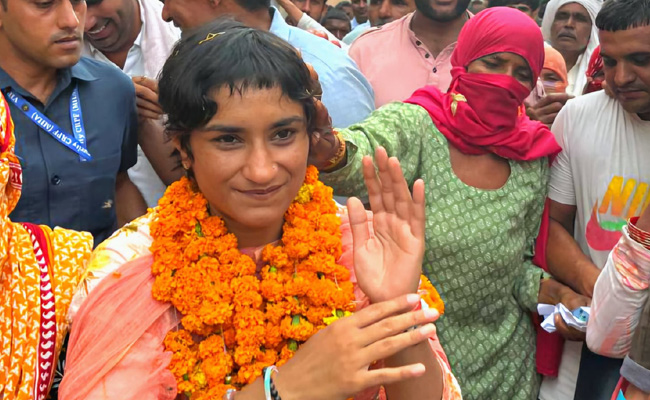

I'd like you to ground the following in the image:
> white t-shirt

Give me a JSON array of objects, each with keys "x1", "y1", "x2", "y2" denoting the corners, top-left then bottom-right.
[{"x1": 540, "y1": 91, "x2": 650, "y2": 400}]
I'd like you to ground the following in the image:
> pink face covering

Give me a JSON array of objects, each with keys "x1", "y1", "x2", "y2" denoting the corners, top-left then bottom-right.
[{"x1": 405, "y1": 7, "x2": 561, "y2": 162}]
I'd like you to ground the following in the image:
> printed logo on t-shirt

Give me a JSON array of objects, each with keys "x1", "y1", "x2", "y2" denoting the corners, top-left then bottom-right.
[{"x1": 586, "y1": 175, "x2": 650, "y2": 251}]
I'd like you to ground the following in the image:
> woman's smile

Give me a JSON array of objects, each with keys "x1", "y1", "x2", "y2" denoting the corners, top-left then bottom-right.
[{"x1": 235, "y1": 184, "x2": 284, "y2": 200}]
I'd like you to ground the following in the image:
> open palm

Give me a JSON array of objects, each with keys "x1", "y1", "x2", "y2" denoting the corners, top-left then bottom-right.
[{"x1": 348, "y1": 147, "x2": 426, "y2": 304}]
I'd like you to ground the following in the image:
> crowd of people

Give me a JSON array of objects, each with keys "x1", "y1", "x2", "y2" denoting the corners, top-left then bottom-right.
[{"x1": 0, "y1": 0, "x2": 649, "y2": 398}]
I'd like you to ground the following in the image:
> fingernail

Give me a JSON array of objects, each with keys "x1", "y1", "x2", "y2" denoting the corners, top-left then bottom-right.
[
  {"x1": 423, "y1": 308, "x2": 439, "y2": 320},
  {"x1": 410, "y1": 364, "x2": 426, "y2": 375},
  {"x1": 418, "y1": 323, "x2": 436, "y2": 337},
  {"x1": 406, "y1": 294, "x2": 421, "y2": 304}
]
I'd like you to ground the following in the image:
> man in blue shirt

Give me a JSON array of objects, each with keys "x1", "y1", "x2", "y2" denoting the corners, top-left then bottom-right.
[
  {"x1": 161, "y1": 0, "x2": 376, "y2": 128},
  {"x1": 0, "y1": 0, "x2": 146, "y2": 245}
]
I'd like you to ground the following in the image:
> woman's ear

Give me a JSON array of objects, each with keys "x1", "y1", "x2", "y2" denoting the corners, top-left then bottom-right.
[{"x1": 173, "y1": 137, "x2": 192, "y2": 170}]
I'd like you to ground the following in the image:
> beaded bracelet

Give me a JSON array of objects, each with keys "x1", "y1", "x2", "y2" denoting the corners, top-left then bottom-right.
[
  {"x1": 629, "y1": 217, "x2": 650, "y2": 250},
  {"x1": 263, "y1": 366, "x2": 281, "y2": 400},
  {"x1": 269, "y1": 376, "x2": 282, "y2": 400}
]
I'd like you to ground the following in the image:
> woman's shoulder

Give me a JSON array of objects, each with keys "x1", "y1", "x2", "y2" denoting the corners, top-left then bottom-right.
[
  {"x1": 513, "y1": 156, "x2": 550, "y2": 181},
  {"x1": 68, "y1": 210, "x2": 157, "y2": 322},
  {"x1": 373, "y1": 102, "x2": 438, "y2": 126}
]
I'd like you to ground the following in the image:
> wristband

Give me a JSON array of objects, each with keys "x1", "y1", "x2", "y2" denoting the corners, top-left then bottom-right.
[
  {"x1": 263, "y1": 366, "x2": 280, "y2": 400},
  {"x1": 222, "y1": 389, "x2": 237, "y2": 400}
]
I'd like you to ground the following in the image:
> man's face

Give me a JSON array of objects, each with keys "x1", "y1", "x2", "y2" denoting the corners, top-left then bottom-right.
[
  {"x1": 291, "y1": 0, "x2": 327, "y2": 20},
  {"x1": 84, "y1": 0, "x2": 138, "y2": 53},
  {"x1": 550, "y1": 2, "x2": 592, "y2": 55},
  {"x1": 414, "y1": 0, "x2": 470, "y2": 23},
  {"x1": 369, "y1": 0, "x2": 414, "y2": 26},
  {"x1": 600, "y1": 25, "x2": 650, "y2": 119},
  {"x1": 161, "y1": 0, "x2": 214, "y2": 30},
  {"x1": 323, "y1": 17, "x2": 350, "y2": 39},
  {"x1": 351, "y1": 0, "x2": 368, "y2": 22},
  {"x1": 506, "y1": 3, "x2": 536, "y2": 19},
  {"x1": 0, "y1": 0, "x2": 85, "y2": 70}
]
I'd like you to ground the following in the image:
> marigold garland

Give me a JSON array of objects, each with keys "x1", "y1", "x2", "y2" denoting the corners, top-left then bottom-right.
[{"x1": 150, "y1": 166, "x2": 444, "y2": 399}]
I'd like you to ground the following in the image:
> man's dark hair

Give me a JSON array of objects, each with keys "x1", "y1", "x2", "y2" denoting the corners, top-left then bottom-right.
[
  {"x1": 335, "y1": 1, "x2": 352, "y2": 9},
  {"x1": 321, "y1": 8, "x2": 351, "y2": 24},
  {"x1": 487, "y1": 0, "x2": 539, "y2": 10},
  {"x1": 596, "y1": 0, "x2": 650, "y2": 32},
  {"x1": 232, "y1": 0, "x2": 269, "y2": 12},
  {"x1": 159, "y1": 18, "x2": 318, "y2": 163}
]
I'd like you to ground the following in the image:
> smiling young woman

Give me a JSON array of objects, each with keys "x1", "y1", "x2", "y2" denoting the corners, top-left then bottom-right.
[{"x1": 58, "y1": 18, "x2": 461, "y2": 400}]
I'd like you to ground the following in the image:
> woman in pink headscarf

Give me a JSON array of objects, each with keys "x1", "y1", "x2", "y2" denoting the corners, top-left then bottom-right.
[
  {"x1": 313, "y1": 7, "x2": 586, "y2": 400},
  {"x1": 543, "y1": 46, "x2": 570, "y2": 94}
]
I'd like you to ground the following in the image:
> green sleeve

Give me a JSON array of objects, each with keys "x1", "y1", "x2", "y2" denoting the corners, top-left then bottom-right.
[
  {"x1": 513, "y1": 160, "x2": 551, "y2": 312},
  {"x1": 320, "y1": 102, "x2": 434, "y2": 198}
]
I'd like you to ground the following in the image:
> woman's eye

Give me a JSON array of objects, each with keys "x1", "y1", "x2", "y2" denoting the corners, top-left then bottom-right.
[
  {"x1": 517, "y1": 73, "x2": 532, "y2": 83},
  {"x1": 275, "y1": 130, "x2": 295, "y2": 140},
  {"x1": 482, "y1": 60, "x2": 498, "y2": 68},
  {"x1": 214, "y1": 135, "x2": 239, "y2": 144}
]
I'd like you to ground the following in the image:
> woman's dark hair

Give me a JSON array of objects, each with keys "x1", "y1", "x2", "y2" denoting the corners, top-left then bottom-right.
[
  {"x1": 158, "y1": 18, "x2": 318, "y2": 162},
  {"x1": 596, "y1": 0, "x2": 650, "y2": 32}
]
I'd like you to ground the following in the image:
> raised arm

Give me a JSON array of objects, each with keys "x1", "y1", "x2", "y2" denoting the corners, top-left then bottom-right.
[{"x1": 311, "y1": 102, "x2": 433, "y2": 198}]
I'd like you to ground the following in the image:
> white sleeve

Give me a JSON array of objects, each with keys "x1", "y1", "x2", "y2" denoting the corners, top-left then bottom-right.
[
  {"x1": 587, "y1": 227, "x2": 650, "y2": 358},
  {"x1": 296, "y1": 14, "x2": 347, "y2": 47},
  {"x1": 548, "y1": 104, "x2": 577, "y2": 206}
]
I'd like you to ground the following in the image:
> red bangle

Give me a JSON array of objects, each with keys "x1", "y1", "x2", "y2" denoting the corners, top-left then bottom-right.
[{"x1": 628, "y1": 217, "x2": 650, "y2": 250}]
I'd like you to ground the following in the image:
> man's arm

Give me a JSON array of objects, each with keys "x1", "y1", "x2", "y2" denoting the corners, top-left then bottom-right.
[
  {"x1": 115, "y1": 171, "x2": 147, "y2": 227},
  {"x1": 546, "y1": 200, "x2": 601, "y2": 297},
  {"x1": 138, "y1": 119, "x2": 183, "y2": 185}
]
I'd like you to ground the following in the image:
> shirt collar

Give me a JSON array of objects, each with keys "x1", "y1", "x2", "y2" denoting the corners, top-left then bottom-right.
[
  {"x1": 406, "y1": 10, "x2": 472, "y2": 55},
  {"x1": 133, "y1": 0, "x2": 146, "y2": 48},
  {"x1": 70, "y1": 60, "x2": 99, "y2": 82},
  {"x1": 0, "y1": 60, "x2": 97, "y2": 104},
  {"x1": 269, "y1": 7, "x2": 290, "y2": 42}
]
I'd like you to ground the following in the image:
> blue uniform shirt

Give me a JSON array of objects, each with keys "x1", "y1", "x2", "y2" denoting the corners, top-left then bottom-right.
[{"x1": 0, "y1": 57, "x2": 138, "y2": 245}]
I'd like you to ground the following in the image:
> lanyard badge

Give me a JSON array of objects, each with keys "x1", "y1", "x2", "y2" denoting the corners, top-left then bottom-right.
[{"x1": 3, "y1": 86, "x2": 92, "y2": 161}]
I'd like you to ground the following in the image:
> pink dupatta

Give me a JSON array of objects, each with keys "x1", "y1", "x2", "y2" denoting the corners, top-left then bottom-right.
[
  {"x1": 59, "y1": 214, "x2": 456, "y2": 399},
  {"x1": 59, "y1": 255, "x2": 180, "y2": 400}
]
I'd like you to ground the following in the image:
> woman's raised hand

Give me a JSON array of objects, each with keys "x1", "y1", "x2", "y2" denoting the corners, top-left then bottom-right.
[
  {"x1": 348, "y1": 147, "x2": 426, "y2": 304},
  {"x1": 272, "y1": 294, "x2": 439, "y2": 400}
]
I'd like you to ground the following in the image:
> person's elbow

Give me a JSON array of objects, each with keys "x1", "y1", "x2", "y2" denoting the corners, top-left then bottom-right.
[{"x1": 586, "y1": 323, "x2": 629, "y2": 359}]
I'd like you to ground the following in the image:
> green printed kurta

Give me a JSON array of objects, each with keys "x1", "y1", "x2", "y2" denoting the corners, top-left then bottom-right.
[{"x1": 322, "y1": 102, "x2": 548, "y2": 400}]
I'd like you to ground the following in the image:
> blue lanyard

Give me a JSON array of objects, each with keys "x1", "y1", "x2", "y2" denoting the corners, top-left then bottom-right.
[{"x1": 3, "y1": 86, "x2": 92, "y2": 161}]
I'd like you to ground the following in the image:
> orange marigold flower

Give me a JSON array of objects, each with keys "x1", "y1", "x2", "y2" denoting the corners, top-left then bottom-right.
[
  {"x1": 200, "y1": 216, "x2": 228, "y2": 237},
  {"x1": 418, "y1": 275, "x2": 445, "y2": 315},
  {"x1": 304, "y1": 165, "x2": 319, "y2": 184},
  {"x1": 280, "y1": 315, "x2": 315, "y2": 341}
]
